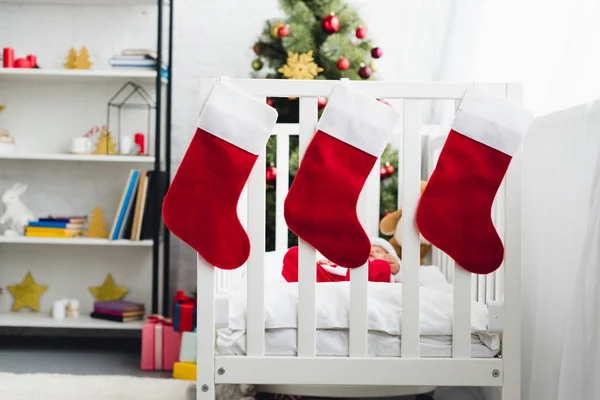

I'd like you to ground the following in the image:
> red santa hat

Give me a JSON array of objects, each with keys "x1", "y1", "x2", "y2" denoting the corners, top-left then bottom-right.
[{"x1": 370, "y1": 237, "x2": 400, "y2": 261}]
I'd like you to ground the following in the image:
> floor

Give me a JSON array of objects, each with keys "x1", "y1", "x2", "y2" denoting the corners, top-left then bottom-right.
[{"x1": 0, "y1": 333, "x2": 169, "y2": 378}]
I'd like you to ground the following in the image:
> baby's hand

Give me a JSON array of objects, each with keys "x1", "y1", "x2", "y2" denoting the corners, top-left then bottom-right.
[{"x1": 383, "y1": 254, "x2": 400, "y2": 275}]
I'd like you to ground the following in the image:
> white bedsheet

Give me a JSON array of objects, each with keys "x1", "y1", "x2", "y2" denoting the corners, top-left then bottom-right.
[
  {"x1": 217, "y1": 328, "x2": 500, "y2": 358},
  {"x1": 227, "y1": 281, "x2": 493, "y2": 336}
]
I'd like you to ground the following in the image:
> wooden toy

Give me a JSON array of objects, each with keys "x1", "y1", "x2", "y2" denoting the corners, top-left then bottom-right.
[
  {"x1": 88, "y1": 273, "x2": 128, "y2": 301},
  {"x1": 7, "y1": 271, "x2": 48, "y2": 312},
  {"x1": 92, "y1": 126, "x2": 118, "y2": 155},
  {"x1": 84, "y1": 206, "x2": 109, "y2": 238}
]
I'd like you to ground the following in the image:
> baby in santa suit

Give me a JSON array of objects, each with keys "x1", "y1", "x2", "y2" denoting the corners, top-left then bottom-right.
[{"x1": 282, "y1": 237, "x2": 402, "y2": 283}]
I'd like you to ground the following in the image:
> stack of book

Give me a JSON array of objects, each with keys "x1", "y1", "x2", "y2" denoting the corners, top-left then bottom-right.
[
  {"x1": 110, "y1": 169, "x2": 165, "y2": 241},
  {"x1": 25, "y1": 216, "x2": 88, "y2": 238},
  {"x1": 109, "y1": 49, "x2": 168, "y2": 79},
  {"x1": 90, "y1": 300, "x2": 145, "y2": 323}
]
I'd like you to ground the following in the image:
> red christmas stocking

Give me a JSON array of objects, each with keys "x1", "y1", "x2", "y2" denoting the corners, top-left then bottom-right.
[
  {"x1": 163, "y1": 79, "x2": 277, "y2": 270},
  {"x1": 416, "y1": 87, "x2": 533, "y2": 274},
  {"x1": 284, "y1": 83, "x2": 400, "y2": 268}
]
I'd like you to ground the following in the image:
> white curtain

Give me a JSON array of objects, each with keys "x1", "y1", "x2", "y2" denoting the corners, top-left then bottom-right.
[{"x1": 556, "y1": 100, "x2": 600, "y2": 399}]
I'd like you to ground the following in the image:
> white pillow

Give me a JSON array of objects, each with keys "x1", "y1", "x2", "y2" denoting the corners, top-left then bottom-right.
[{"x1": 419, "y1": 265, "x2": 449, "y2": 287}]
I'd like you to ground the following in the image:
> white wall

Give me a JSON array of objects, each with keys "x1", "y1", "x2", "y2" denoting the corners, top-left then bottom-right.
[{"x1": 168, "y1": 0, "x2": 483, "y2": 293}]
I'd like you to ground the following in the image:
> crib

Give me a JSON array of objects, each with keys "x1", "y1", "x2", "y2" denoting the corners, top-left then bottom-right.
[{"x1": 195, "y1": 79, "x2": 523, "y2": 400}]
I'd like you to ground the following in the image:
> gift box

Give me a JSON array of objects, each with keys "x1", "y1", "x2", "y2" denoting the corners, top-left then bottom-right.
[
  {"x1": 173, "y1": 362, "x2": 196, "y2": 381},
  {"x1": 179, "y1": 331, "x2": 196, "y2": 363},
  {"x1": 140, "y1": 315, "x2": 182, "y2": 371},
  {"x1": 173, "y1": 290, "x2": 196, "y2": 332}
]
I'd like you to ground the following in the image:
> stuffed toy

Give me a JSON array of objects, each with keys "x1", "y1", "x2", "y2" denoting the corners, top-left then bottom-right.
[{"x1": 379, "y1": 180, "x2": 431, "y2": 265}]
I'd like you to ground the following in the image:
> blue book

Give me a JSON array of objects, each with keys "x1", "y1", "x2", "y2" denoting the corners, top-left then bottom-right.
[
  {"x1": 29, "y1": 221, "x2": 69, "y2": 228},
  {"x1": 109, "y1": 170, "x2": 140, "y2": 240}
]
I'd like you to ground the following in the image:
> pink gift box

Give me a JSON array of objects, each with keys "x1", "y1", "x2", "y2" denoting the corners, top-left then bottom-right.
[{"x1": 141, "y1": 315, "x2": 182, "y2": 371}]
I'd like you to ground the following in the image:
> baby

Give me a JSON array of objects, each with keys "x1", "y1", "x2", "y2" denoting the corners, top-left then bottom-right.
[{"x1": 282, "y1": 237, "x2": 402, "y2": 283}]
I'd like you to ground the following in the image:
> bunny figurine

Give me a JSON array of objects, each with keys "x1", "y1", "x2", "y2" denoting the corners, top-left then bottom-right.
[{"x1": 0, "y1": 183, "x2": 34, "y2": 236}]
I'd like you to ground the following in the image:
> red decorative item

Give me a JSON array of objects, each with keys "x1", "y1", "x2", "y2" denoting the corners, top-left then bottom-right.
[
  {"x1": 385, "y1": 162, "x2": 394, "y2": 175},
  {"x1": 277, "y1": 25, "x2": 290, "y2": 38},
  {"x1": 358, "y1": 65, "x2": 372, "y2": 79},
  {"x1": 140, "y1": 315, "x2": 182, "y2": 371},
  {"x1": 26, "y1": 54, "x2": 37, "y2": 67},
  {"x1": 371, "y1": 47, "x2": 383, "y2": 59},
  {"x1": 336, "y1": 57, "x2": 350, "y2": 71},
  {"x1": 163, "y1": 80, "x2": 277, "y2": 270},
  {"x1": 321, "y1": 14, "x2": 341, "y2": 33},
  {"x1": 266, "y1": 98, "x2": 274, "y2": 107},
  {"x1": 266, "y1": 164, "x2": 277, "y2": 184},
  {"x1": 380, "y1": 166, "x2": 387, "y2": 178},
  {"x1": 284, "y1": 83, "x2": 399, "y2": 268},
  {"x1": 134, "y1": 133, "x2": 145, "y2": 155},
  {"x1": 3, "y1": 48, "x2": 14, "y2": 68},
  {"x1": 355, "y1": 25, "x2": 367, "y2": 39},
  {"x1": 317, "y1": 97, "x2": 328, "y2": 109},
  {"x1": 14, "y1": 58, "x2": 32, "y2": 68},
  {"x1": 172, "y1": 290, "x2": 196, "y2": 332},
  {"x1": 415, "y1": 87, "x2": 534, "y2": 275},
  {"x1": 253, "y1": 43, "x2": 261, "y2": 55}
]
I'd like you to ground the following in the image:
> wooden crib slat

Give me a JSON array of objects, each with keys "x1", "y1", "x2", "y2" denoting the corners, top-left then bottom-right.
[
  {"x1": 275, "y1": 133, "x2": 290, "y2": 252},
  {"x1": 297, "y1": 97, "x2": 318, "y2": 357},
  {"x1": 349, "y1": 164, "x2": 375, "y2": 357},
  {"x1": 246, "y1": 142, "x2": 267, "y2": 357},
  {"x1": 452, "y1": 97, "x2": 472, "y2": 358},
  {"x1": 196, "y1": 78, "x2": 217, "y2": 399},
  {"x1": 401, "y1": 99, "x2": 421, "y2": 358},
  {"x1": 502, "y1": 82, "x2": 524, "y2": 400}
]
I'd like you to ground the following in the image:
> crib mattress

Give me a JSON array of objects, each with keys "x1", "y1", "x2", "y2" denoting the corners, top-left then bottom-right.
[{"x1": 216, "y1": 328, "x2": 500, "y2": 358}]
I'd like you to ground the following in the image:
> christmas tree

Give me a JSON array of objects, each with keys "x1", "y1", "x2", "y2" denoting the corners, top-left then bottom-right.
[
  {"x1": 84, "y1": 206, "x2": 109, "y2": 238},
  {"x1": 251, "y1": 0, "x2": 382, "y2": 122},
  {"x1": 75, "y1": 46, "x2": 92, "y2": 70},
  {"x1": 92, "y1": 127, "x2": 118, "y2": 155},
  {"x1": 255, "y1": 1, "x2": 396, "y2": 252},
  {"x1": 63, "y1": 48, "x2": 77, "y2": 69}
]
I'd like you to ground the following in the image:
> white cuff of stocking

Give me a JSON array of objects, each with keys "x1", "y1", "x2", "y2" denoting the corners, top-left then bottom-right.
[
  {"x1": 317, "y1": 82, "x2": 400, "y2": 157},
  {"x1": 198, "y1": 80, "x2": 278, "y2": 155},
  {"x1": 451, "y1": 86, "x2": 534, "y2": 156}
]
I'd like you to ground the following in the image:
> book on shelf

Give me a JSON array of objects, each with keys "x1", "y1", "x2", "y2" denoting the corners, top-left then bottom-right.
[
  {"x1": 91, "y1": 300, "x2": 145, "y2": 323},
  {"x1": 109, "y1": 169, "x2": 164, "y2": 241},
  {"x1": 94, "y1": 300, "x2": 145, "y2": 312},
  {"x1": 25, "y1": 216, "x2": 87, "y2": 238},
  {"x1": 90, "y1": 312, "x2": 144, "y2": 323}
]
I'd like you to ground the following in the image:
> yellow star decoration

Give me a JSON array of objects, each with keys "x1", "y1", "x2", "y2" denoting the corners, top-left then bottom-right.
[
  {"x1": 8, "y1": 272, "x2": 48, "y2": 312},
  {"x1": 278, "y1": 50, "x2": 324, "y2": 80},
  {"x1": 88, "y1": 274, "x2": 128, "y2": 302}
]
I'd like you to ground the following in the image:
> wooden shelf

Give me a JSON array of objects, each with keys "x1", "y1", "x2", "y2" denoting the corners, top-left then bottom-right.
[
  {"x1": 0, "y1": 68, "x2": 167, "y2": 84},
  {"x1": 0, "y1": 313, "x2": 144, "y2": 330},
  {"x1": 0, "y1": 0, "x2": 169, "y2": 7},
  {"x1": 0, "y1": 153, "x2": 155, "y2": 163},
  {"x1": 0, "y1": 237, "x2": 153, "y2": 246}
]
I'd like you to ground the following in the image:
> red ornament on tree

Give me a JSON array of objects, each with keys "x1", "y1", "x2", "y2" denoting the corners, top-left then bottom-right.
[
  {"x1": 317, "y1": 97, "x2": 328, "y2": 109},
  {"x1": 322, "y1": 14, "x2": 341, "y2": 33},
  {"x1": 336, "y1": 57, "x2": 350, "y2": 71},
  {"x1": 380, "y1": 166, "x2": 388, "y2": 179},
  {"x1": 385, "y1": 162, "x2": 394, "y2": 175},
  {"x1": 355, "y1": 25, "x2": 367, "y2": 39},
  {"x1": 371, "y1": 47, "x2": 383, "y2": 59},
  {"x1": 266, "y1": 164, "x2": 277, "y2": 184},
  {"x1": 253, "y1": 43, "x2": 261, "y2": 55},
  {"x1": 359, "y1": 65, "x2": 372, "y2": 79},
  {"x1": 278, "y1": 25, "x2": 290, "y2": 38}
]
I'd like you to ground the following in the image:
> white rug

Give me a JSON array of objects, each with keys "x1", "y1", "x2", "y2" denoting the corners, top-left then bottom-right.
[{"x1": 0, "y1": 373, "x2": 194, "y2": 400}]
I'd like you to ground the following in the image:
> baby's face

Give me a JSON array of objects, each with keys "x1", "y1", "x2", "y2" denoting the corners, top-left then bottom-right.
[{"x1": 369, "y1": 245, "x2": 388, "y2": 261}]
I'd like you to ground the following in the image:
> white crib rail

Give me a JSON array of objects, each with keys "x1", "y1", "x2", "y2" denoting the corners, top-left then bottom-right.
[{"x1": 197, "y1": 79, "x2": 520, "y2": 398}]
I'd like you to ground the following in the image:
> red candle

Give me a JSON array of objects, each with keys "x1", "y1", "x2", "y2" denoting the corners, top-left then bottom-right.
[
  {"x1": 134, "y1": 133, "x2": 145, "y2": 155},
  {"x1": 3, "y1": 48, "x2": 14, "y2": 68}
]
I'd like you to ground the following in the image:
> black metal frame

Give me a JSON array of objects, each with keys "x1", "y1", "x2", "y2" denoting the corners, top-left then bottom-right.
[{"x1": 153, "y1": 0, "x2": 173, "y2": 315}]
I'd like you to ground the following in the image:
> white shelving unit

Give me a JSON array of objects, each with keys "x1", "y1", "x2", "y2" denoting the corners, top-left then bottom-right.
[{"x1": 0, "y1": 0, "x2": 171, "y2": 333}]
